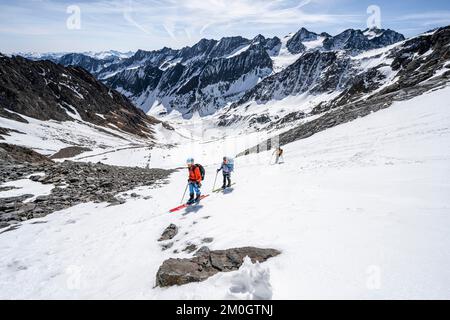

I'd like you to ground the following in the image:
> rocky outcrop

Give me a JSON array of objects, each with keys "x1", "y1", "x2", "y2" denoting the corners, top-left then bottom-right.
[
  {"x1": 50, "y1": 146, "x2": 92, "y2": 159},
  {"x1": 155, "y1": 246, "x2": 281, "y2": 287}
]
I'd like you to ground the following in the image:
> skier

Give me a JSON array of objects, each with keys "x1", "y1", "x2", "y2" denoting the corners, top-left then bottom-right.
[
  {"x1": 273, "y1": 147, "x2": 284, "y2": 164},
  {"x1": 186, "y1": 158, "x2": 203, "y2": 204},
  {"x1": 217, "y1": 157, "x2": 234, "y2": 189}
]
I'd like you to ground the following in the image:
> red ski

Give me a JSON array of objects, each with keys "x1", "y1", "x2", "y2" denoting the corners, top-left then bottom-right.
[{"x1": 169, "y1": 195, "x2": 209, "y2": 213}]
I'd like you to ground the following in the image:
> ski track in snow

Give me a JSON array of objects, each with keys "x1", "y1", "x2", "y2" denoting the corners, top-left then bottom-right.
[{"x1": 0, "y1": 87, "x2": 450, "y2": 299}]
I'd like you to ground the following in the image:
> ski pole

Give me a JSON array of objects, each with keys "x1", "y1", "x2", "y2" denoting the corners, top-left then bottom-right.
[
  {"x1": 181, "y1": 183, "x2": 188, "y2": 204},
  {"x1": 212, "y1": 171, "x2": 218, "y2": 192}
]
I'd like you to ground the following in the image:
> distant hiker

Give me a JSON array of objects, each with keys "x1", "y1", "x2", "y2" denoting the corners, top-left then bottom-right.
[
  {"x1": 273, "y1": 147, "x2": 284, "y2": 164},
  {"x1": 186, "y1": 158, "x2": 204, "y2": 204},
  {"x1": 217, "y1": 157, "x2": 234, "y2": 189}
]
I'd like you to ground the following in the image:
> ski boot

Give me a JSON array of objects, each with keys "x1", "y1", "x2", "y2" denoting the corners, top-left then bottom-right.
[
  {"x1": 194, "y1": 194, "x2": 202, "y2": 203},
  {"x1": 187, "y1": 193, "x2": 195, "y2": 205}
]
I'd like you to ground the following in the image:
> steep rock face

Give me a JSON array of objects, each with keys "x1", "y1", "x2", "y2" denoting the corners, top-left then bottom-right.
[
  {"x1": 368, "y1": 28, "x2": 406, "y2": 47},
  {"x1": 105, "y1": 64, "x2": 163, "y2": 97},
  {"x1": 167, "y1": 45, "x2": 274, "y2": 116},
  {"x1": 323, "y1": 28, "x2": 405, "y2": 53},
  {"x1": 323, "y1": 29, "x2": 371, "y2": 52},
  {"x1": 201, "y1": 45, "x2": 273, "y2": 87},
  {"x1": 287, "y1": 27, "x2": 319, "y2": 53},
  {"x1": 235, "y1": 50, "x2": 352, "y2": 105},
  {"x1": 0, "y1": 55, "x2": 161, "y2": 138},
  {"x1": 207, "y1": 36, "x2": 251, "y2": 59},
  {"x1": 176, "y1": 39, "x2": 217, "y2": 62},
  {"x1": 252, "y1": 35, "x2": 282, "y2": 55}
]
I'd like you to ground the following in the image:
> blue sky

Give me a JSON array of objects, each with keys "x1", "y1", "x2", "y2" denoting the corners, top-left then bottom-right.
[{"x1": 0, "y1": 0, "x2": 449, "y2": 53}]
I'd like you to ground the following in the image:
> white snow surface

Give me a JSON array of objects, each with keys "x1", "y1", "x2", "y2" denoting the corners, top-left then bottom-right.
[
  {"x1": 0, "y1": 111, "x2": 151, "y2": 157},
  {"x1": 0, "y1": 177, "x2": 54, "y2": 203},
  {"x1": 0, "y1": 86, "x2": 449, "y2": 299},
  {"x1": 227, "y1": 257, "x2": 273, "y2": 300}
]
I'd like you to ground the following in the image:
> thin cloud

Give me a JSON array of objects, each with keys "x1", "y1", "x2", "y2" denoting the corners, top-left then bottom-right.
[
  {"x1": 75, "y1": 0, "x2": 357, "y2": 38},
  {"x1": 395, "y1": 11, "x2": 450, "y2": 22}
]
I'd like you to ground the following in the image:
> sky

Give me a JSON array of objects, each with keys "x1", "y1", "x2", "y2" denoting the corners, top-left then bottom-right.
[{"x1": 0, "y1": 0, "x2": 449, "y2": 54}]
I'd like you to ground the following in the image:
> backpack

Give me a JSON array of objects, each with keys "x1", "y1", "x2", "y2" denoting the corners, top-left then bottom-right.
[
  {"x1": 195, "y1": 164, "x2": 205, "y2": 181},
  {"x1": 225, "y1": 158, "x2": 234, "y2": 172}
]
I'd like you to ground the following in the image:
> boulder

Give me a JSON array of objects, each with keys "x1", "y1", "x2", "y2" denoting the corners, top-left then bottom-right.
[
  {"x1": 155, "y1": 246, "x2": 281, "y2": 287},
  {"x1": 158, "y1": 224, "x2": 178, "y2": 241}
]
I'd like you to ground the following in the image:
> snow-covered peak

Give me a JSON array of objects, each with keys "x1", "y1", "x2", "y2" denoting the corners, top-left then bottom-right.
[{"x1": 82, "y1": 50, "x2": 135, "y2": 60}]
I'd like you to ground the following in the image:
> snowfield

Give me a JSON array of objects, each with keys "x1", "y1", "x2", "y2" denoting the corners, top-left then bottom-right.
[
  {"x1": 0, "y1": 110, "x2": 153, "y2": 157},
  {"x1": 0, "y1": 86, "x2": 449, "y2": 299},
  {"x1": 0, "y1": 174, "x2": 54, "y2": 203}
]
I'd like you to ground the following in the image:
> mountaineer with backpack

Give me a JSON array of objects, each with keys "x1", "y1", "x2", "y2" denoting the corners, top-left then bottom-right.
[
  {"x1": 217, "y1": 156, "x2": 234, "y2": 189},
  {"x1": 186, "y1": 158, "x2": 205, "y2": 204}
]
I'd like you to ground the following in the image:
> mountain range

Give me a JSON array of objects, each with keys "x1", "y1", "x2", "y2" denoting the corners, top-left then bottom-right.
[{"x1": 15, "y1": 27, "x2": 407, "y2": 120}]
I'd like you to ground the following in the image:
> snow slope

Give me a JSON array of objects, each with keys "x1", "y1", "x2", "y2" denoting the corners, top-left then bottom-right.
[
  {"x1": 0, "y1": 86, "x2": 449, "y2": 299},
  {"x1": 0, "y1": 111, "x2": 152, "y2": 157}
]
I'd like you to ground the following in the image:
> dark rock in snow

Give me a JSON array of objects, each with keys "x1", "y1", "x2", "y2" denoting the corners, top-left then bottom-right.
[
  {"x1": 158, "y1": 224, "x2": 178, "y2": 241},
  {"x1": 155, "y1": 246, "x2": 281, "y2": 287},
  {"x1": 161, "y1": 242, "x2": 174, "y2": 251},
  {"x1": 202, "y1": 237, "x2": 214, "y2": 244},
  {"x1": 182, "y1": 243, "x2": 198, "y2": 253}
]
